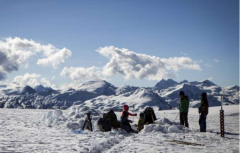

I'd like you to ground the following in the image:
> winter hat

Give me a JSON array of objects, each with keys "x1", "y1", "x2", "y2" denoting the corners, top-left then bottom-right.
[{"x1": 179, "y1": 91, "x2": 185, "y2": 96}]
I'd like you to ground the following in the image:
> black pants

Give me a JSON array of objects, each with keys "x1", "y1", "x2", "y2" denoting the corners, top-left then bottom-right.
[
  {"x1": 180, "y1": 112, "x2": 189, "y2": 128},
  {"x1": 199, "y1": 113, "x2": 207, "y2": 132}
]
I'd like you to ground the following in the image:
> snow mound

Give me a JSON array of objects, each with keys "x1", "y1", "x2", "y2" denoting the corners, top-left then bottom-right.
[
  {"x1": 42, "y1": 110, "x2": 66, "y2": 127},
  {"x1": 141, "y1": 118, "x2": 189, "y2": 134},
  {"x1": 42, "y1": 105, "x2": 103, "y2": 131}
]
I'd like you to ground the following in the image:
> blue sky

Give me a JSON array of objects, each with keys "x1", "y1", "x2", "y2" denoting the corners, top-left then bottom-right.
[{"x1": 0, "y1": 0, "x2": 239, "y2": 88}]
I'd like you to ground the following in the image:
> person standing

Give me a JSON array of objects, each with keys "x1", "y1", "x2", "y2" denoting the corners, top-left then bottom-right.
[
  {"x1": 198, "y1": 92, "x2": 209, "y2": 132},
  {"x1": 179, "y1": 91, "x2": 189, "y2": 128}
]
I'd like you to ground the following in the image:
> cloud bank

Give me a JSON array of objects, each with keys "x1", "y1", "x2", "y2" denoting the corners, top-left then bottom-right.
[
  {"x1": 61, "y1": 46, "x2": 201, "y2": 81},
  {"x1": 0, "y1": 37, "x2": 71, "y2": 80},
  {"x1": 97, "y1": 46, "x2": 201, "y2": 80},
  {"x1": 10, "y1": 73, "x2": 56, "y2": 89},
  {"x1": 60, "y1": 66, "x2": 102, "y2": 81}
]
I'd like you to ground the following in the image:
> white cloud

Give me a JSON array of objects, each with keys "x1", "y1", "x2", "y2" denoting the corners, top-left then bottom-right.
[
  {"x1": 9, "y1": 73, "x2": 56, "y2": 89},
  {"x1": 203, "y1": 77, "x2": 213, "y2": 81},
  {"x1": 60, "y1": 66, "x2": 102, "y2": 81},
  {"x1": 11, "y1": 73, "x2": 41, "y2": 88},
  {"x1": 0, "y1": 37, "x2": 72, "y2": 80},
  {"x1": 59, "y1": 82, "x2": 82, "y2": 91},
  {"x1": 96, "y1": 46, "x2": 201, "y2": 81},
  {"x1": 214, "y1": 59, "x2": 219, "y2": 62},
  {"x1": 37, "y1": 47, "x2": 71, "y2": 69}
]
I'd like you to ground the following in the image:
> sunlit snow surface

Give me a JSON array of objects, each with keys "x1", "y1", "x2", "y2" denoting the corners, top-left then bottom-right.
[{"x1": 0, "y1": 105, "x2": 239, "y2": 153}]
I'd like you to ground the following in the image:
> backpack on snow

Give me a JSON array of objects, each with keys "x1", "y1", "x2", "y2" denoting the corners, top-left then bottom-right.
[
  {"x1": 143, "y1": 107, "x2": 157, "y2": 124},
  {"x1": 97, "y1": 110, "x2": 121, "y2": 132}
]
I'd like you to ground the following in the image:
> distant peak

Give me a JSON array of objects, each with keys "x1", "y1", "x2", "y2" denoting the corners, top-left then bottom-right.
[
  {"x1": 34, "y1": 84, "x2": 53, "y2": 92},
  {"x1": 179, "y1": 80, "x2": 188, "y2": 84},
  {"x1": 155, "y1": 79, "x2": 178, "y2": 89},
  {"x1": 201, "y1": 79, "x2": 216, "y2": 86},
  {"x1": 22, "y1": 85, "x2": 36, "y2": 94}
]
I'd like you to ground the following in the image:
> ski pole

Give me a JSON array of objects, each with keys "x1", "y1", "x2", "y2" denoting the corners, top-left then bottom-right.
[{"x1": 174, "y1": 112, "x2": 179, "y2": 121}]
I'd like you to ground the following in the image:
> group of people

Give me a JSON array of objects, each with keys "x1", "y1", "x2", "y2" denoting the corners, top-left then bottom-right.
[
  {"x1": 176, "y1": 90, "x2": 209, "y2": 132},
  {"x1": 120, "y1": 90, "x2": 209, "y2": 133}
]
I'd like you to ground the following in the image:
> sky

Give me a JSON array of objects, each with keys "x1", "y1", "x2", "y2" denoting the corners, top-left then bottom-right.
[{"x1": 0, "y1": 0, "x2": 239, "y2": 89}]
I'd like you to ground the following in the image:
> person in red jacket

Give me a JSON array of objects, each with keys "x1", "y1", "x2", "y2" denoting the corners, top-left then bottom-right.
[
  {"x1": 121, "y1": 105, "x2": 137, "y2": 133},
  {"x1": 122, "y1": 105, "x2": 137, "y2": 117}
]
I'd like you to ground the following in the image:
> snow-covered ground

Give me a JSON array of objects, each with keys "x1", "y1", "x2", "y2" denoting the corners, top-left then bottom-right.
[{"x1": 0, "y1": 105, "x2": 239, "y2": 153}]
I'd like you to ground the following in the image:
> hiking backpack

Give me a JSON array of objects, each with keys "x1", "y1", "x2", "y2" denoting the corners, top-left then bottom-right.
[
  {"x1": 97, "y1": 110, "x2": 121, "y2": 132},
  {"x1": 143, "y1": 107, "x2": 157, "y2": 124}
]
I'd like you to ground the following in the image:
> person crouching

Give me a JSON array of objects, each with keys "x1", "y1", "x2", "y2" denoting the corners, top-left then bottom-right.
[
  {"x1": 137, "y1": 112, "x2": 145, "y2": 131},
  {"x1": 121, "y1": 105, "x2": 138, "y2": 133}
]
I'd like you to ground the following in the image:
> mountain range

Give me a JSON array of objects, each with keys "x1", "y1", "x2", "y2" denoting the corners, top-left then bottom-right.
[{"x1": 0, "y1": 79, "x2": 240, "y2": 110}]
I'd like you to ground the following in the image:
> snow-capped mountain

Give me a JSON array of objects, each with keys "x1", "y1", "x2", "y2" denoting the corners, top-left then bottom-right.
[
  {"x1": 0, "y1": 79, "x2": 239, "y2": 110},
  {"x1": 154, "y1": 79, "x2": 178, "y2": 90},
  {"x1": 115, "y1": 85, "x2": 138, "y2": 95},
  {"x1": 222, "y1": 85, "x2": 240, "y2": 104},
  {"x1": 0, "y1": 79, "x2": 123, "y2": 109},
  {"x1": 158, "y1": 83, "x2": 205, "y2": 107},
  {"x1": 80, "y1": 87, "x2": 172, "y2": 111},
  {"x1": 22, "y1": 86, "x2": 37, "y2": 94},
  {"x1": 77, "y1": 79, "x2": 117, "y2": 96},
  {"x1": 34, "y1": 85, "x2": 53, "y2": 92},
  {"x1": 189, "y1": 80, "x2": 222, "y2": 95}
]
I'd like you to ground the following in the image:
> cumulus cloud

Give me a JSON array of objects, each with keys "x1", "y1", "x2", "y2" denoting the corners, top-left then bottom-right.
[
  {"x1": 10, "y1": 73, "x2": 56, "y2": 89},
  {"x1": 0, "y1": 37, "x2": 72, "y2": 80},
  {"x1": 60, "y1": 66, "x2": 102, "y2": 81},
  {"x1": 37, "y1": 47, "x2": 71, "y2": 69},
  {"x1": 61, "y1": 46, "x2": 201, "y2": 81},
  {"x1": 59, "y1": 83, "x2": 82, "y2": 91},
  {"x1": 96, "y1": 46, "x2": 201, "y2": 81}
]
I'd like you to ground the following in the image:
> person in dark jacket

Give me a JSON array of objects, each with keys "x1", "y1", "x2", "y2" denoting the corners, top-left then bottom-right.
[
  {"x1": 179, "y1": 91, "x2": 189, "y2": 128},
  {"x1": 121, "y1": 105, "x2": 138, "y2": 133},
  {"x1": 198, "y1": 92, "x2": 209, "y2": 132}
]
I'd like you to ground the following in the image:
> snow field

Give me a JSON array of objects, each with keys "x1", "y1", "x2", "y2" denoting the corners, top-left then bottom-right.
[{"x1": 0, "y1": 105, "x2": 239, "y2": 152}]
